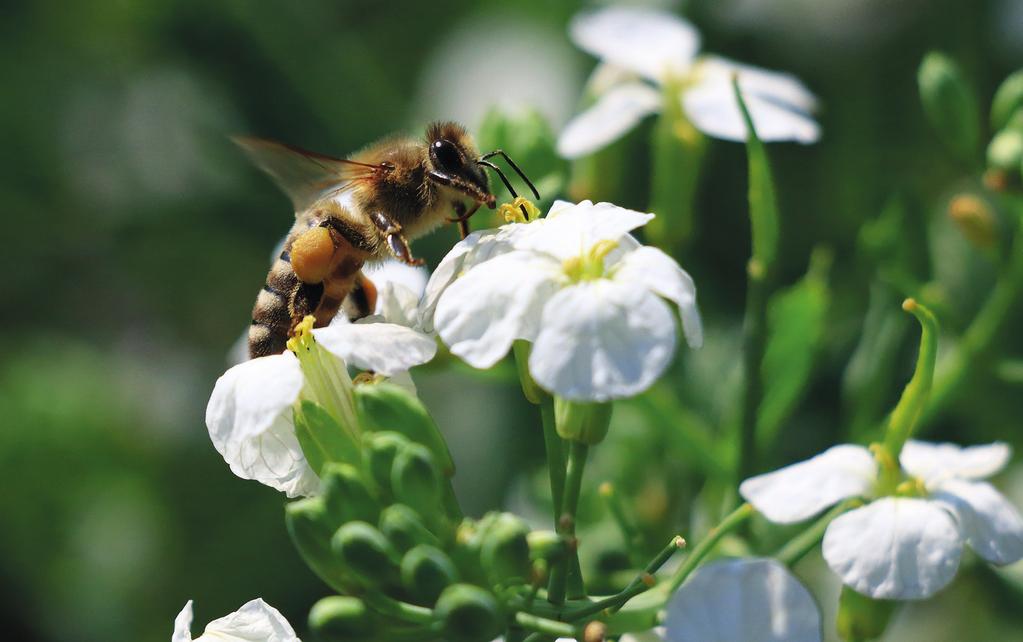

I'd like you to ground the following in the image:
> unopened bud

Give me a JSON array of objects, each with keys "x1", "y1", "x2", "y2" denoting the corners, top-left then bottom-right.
[
  {"x1": 308, "y1": 596, "x2": 375, "y2": 641},
  {"x1": 554, "y1": 398, "x2": 613, "y2": 444},
  {"x1": 355, "y1": 383, "x2": 455, "y2": 475},
  {"x1": 836, "y1": 586, "x2": 896, "y2": 641},
  {"x1": 401, "y1": 545, "x2": 460, "y2": 605},
  {"x1": 947, "y1": 194, "x2": 997, "y2": 249},
  {"x1": 991, "y1": 70, "x2": 1023, "y2": 131},
  {"x1": 918, "y1": 52, "x2": 980, "y2": 162},
  {"x1": 285, "y1": 498, "x2": 355, "y2": 592},
  {"x1": 434, "y1": 584, "x2": 504, "y2": 642},
  {"x1": 584, "y1": 621, "x2": 608, "y2": 642},
  {"x1": 321, "y1": 463, "x2": 379, "y2": 526},
  {"x1": 331, "y1": 521, "x2": 400, "y2": 587},
  {"x1": 526, "y1": 530, "x2": 565, "y2": 561},
  {"x1": 480, "y1": 513, "x2": 531, "y2": 587},
  {"x1": 987, "y1": 127, "x2": 1023, "y2": 172},
  {"x1": 362, "y1": 431, "x2": 411, "y2": 497},
  {"x1": 379, "y1": 503, "x2": 440, "y2": 553},
  {"x1": 391, "y1": 443, "x2": 443, "y2": 516}
]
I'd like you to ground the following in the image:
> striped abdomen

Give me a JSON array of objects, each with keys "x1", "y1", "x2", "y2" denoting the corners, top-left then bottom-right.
[{"x1": 248, "y1": 238, "x2": 375, "y2": 359}]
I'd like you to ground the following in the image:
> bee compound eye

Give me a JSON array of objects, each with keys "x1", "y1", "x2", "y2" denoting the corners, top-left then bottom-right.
[{"x1": 431, "y1": 139, "x2": 462, "y2": 172}]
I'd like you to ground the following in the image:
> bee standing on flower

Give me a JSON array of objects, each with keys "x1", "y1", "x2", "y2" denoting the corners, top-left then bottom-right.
[{"x1": 237, "y1": 122, "x2": 539, "y2": 358}]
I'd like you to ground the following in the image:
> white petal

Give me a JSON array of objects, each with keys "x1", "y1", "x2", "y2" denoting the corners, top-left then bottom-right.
[
  {"x1": 420, "y1": 224, "x2": 543, "y2": 332},
  {"x1": 198, "y1": 598, "x2": 300, "y2": 642},
  {"x1": 529, "y1": 280, "x2": 676, "y2": 401},
  {"x1": 518, "y1": 201, "x2": 654, "y2": 261},
  {"x1": 585, "y1": 62, "x2": 641, "y2": 95},
  {"x1": 683, "y1": 60, "x2": 819, "y2": 143},
  {"x1": 900, "y1": 440, "x2": 1012, "y2": 488},
  {"x1": 207, "y1": 353, "x2": 303, "y2": 441},
  {"x1": 822, "y1": 498, "x2": 962, "y2": 600},
  {"x1": 173, "y1": 601, "x2": 194, "y2": 642},
  {"x1": 569, "y1": 6, "x2": 700, "y2": 82},
  {"x1": 697, "y1": 56, "x2": 818, "y2": 113},
  {"x1": 363, "y1": 259, "x2": 428, "y2": 299},
  {"x1": 933, "y1": 479, "x2": 1023, "y2": 566},
  {"x1": 435, "y1": 251, "x2": 563, "y2": 369},
  {"x1": 612, "y1": 246, "x2": 702, "y2": 348},
  {"x1": 740, "y1": 445, "x2": 876, "y2": 524},
  {"x1": 373, "y1": 282, "x2": 422, "y2": 327},
  {"x1": 557, "y1": 82, "x2": 660, "y2": 159},
  {"x1": 313, "y1": 322, "x2": 436, "y2": 375},
  {"x1": 664, "y1": 558, "x2": 821, "y2": 642},
  {"x1": 205, "y1": 353, "x2": 320, "y2": 497}
]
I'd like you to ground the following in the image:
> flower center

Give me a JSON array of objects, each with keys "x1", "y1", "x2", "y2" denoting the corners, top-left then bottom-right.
[
  {"x1": 562, "y1": 239, "x2": 619, "y2": 282},
  {"x1": 287, "y1": 315, "x2": 360, "y2": 436},
  {"x1": 498, "y1": 197, "x2": 541, "y2": 224}
]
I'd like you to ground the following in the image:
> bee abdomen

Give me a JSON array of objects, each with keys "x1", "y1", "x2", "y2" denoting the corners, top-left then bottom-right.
[{"x1": 249, "y1": 253, "x2": 298, "y2": 359}]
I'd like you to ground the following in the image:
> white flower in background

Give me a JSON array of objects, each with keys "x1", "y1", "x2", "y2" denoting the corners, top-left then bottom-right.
[
  {"x1": 206, "y1": 318, "x2": 436, "y2": 497},
  {"x1": 173, "y1": 599, "x2": 299, "y2": 642},
  {"x1": 557, "y1": 6, "x2": 819, "y2": 158},
  {"x1": 740, "y1": 441, "x2": 1023, "y2": 599},
  {"x1": 425, "y1": 200, "x2": 702, "y2": 402},
  {"x1": 665, "y1": 558, "x2": 821, "y2": 642}
]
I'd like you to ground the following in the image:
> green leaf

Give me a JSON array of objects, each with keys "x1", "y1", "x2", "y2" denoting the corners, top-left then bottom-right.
[
  {"x1": 757, "y1": 250, "x2": 831, "y2": 447},
  {"x1": 733, "y1": 78, "x2": 780, "y2": 274},
  {"x1": 918, "y1": 52, "x2": 981, "y2": 164},
  {"x1": 294, "y1": 400, "x2": 360, "y2": 475}
]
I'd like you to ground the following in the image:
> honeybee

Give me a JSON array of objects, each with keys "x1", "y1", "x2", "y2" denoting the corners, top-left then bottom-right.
[{"x1": 237, "y1": 121, "x2": 538, "y2": 359}]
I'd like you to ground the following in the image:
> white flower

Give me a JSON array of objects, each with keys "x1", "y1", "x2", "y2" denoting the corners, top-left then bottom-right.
[
  {"x1": 362, "y1": 260, "x2": 429, "y2": 327},
  {"x1": 665, "y1": 558, "x2": 821, "y2": 642},
  {"x1": 740, "y1": 440, "x2": 1023, "y2": 600},
  {"x1": 173, "y1": 599, "x2": 300, "y2": 642},
  {"x1": 426, "y1": 200, "x2": 701, "y2": 401},
  {"x1": 206, "y1": 320, "x2": 436, "y2": 497},
  {"x1": 557, "y1": 6, "x2": 819, "y2": 158}
]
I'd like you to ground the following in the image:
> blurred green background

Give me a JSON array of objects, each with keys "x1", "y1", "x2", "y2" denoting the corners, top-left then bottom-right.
[{"x1": 3, "y1": 1, "x2": 1023, "y2": 640}]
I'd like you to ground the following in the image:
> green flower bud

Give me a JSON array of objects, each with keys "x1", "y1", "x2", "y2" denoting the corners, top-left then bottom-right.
[
  {"x1": 987, "y1": 127, "x2": 1023, "y2": 172},
  {"x1": 526, "y1": 530, "x2": 565, "y2": 562},
  {"x1": 947, "y1": 194, "x2": 998, "y2": 249},
  {"x1": 379, "y1": 504, "x2": 440, "y2": 553},
  {"x1": 918, "y1": 51, "x2": 981, "y2": 162},
  {"x1": 992, "y1": 70, "x2": 1023, "y2": 131},
  {"x1": 451, "y1": 515, "x2": 498, "y2": 585},
  {"x1": 285, "y1": 498, "x2": 355, "y2": 593},
  {"x1": 321, "y1": 463, "x2": 380, "y2": 526},
  {"x1": 401, "y1": 544, "x2": 460, "y2": 605},
  {"x1": 836, "y1": 586, "x2": 896, "y2": 641},
  {"x1": 309, "y1": 596, "x2": 376, "y2": 641},
  {"x1": 480, "y1": 513, "x2": 531, "y2": 587},
  {"x1": 391, "y1": 443, "x2": 443, "y2": 516},
  {"x1": 355, "y1": 383, "x2": 455, "y2": 476},
  {"x1": 554, "y1": 398, "x2": 613, "y2": 444},
  {"x1": 362, "y1": 431, "x2": 411, "y2": 497},
  {"x1": 434, "y1": 584, "x2": 504, "y2": 642},
  {"x1": 331, "y1": 521, "x2": 400, "y2": 587}
]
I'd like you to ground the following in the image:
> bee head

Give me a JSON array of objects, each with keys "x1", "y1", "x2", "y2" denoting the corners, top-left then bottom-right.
[{"x1": 425, "y1": 122, "x2": 496, "y2": 209}]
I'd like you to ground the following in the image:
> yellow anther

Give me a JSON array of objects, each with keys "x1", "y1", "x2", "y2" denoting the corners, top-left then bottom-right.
[
  {"x1": 562, "y1": 239, "x2": 620, "y2": 282},
  {"x1": 286, "y1": 315, "x2": 317, "y2": 353},
  {"x1": 498, "y1": 196, "x2": 540, "y2": 224}
]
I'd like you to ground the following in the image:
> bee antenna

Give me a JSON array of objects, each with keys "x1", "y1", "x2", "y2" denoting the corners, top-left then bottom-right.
[
  {"x1": 478, "y1": 159, "x2": 519, "y2": 199},
  {"x1": 480, "y1": 149, "x2": 541, "y2": 200}
]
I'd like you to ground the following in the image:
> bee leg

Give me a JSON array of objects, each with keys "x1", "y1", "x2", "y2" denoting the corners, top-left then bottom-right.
[
  {"x1": 369, "y1": 211, "x2": 424, "y2": 266},
  {"x1": 447, "y1": 202, "x2": 481, "y2": 240}
]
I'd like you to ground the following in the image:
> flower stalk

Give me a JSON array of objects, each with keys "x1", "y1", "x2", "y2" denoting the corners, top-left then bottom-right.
[
  {"x1": 667, "y1": 503, "x2": 754, "y2": 593},
  {"x1": 548, "y1": 439, "x2": 590, "y2": 604}
]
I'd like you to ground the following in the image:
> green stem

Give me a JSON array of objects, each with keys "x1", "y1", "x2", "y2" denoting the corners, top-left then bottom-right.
[
  {"x1": 599, "y1": 482, "x2": 642, "y2": 563},
  {"x1": 923, "y1": 216, "x2": 1023, "y2": 424},
  {"x1": 776, "y1": 499, "x2": 862, "y2": 567},
  {"x1": 548, "y1": 441, "x2": 589, "y2": 605},
  {"x1": 739, "y1": 264, "x2": 770, "y2": 484},
  {"x1": 515, "y1": 612, "x2": 577, "y2": 638},
  {"x1": 361, "y1": 592, "x2": 433, "y2": 625},
  {"x1": 541, "y1": 400, "x2": 565, "y2": 518},
  {"x1": 881, "y1": 300, "x2": 939, "y2": 462},
  {"x1": 571, "y1": 535, "x2": 685, "y2": 619},
  {"x1": 667, "y1": 504, "x2": 754, "y2": 593}
]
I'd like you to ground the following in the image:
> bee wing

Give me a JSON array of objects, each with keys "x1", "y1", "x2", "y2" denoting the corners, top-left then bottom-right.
[{"x1": 233, "y1": 136, "x2": 383, "y2": 213}]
